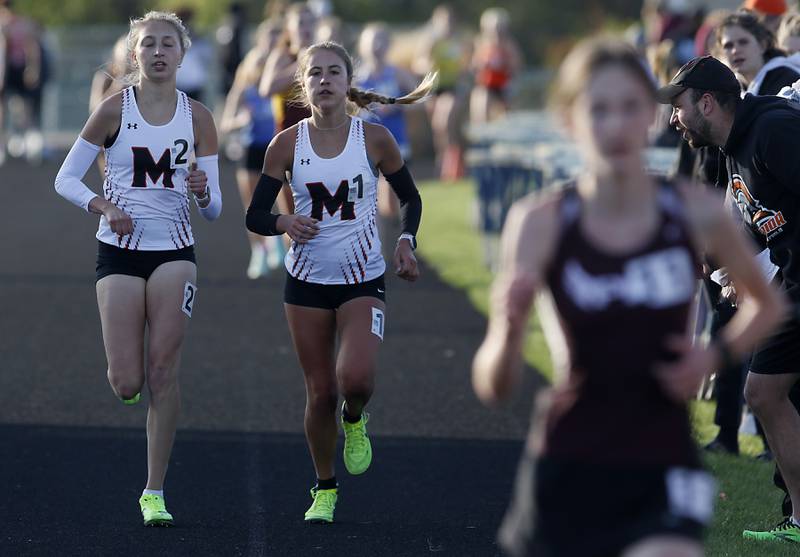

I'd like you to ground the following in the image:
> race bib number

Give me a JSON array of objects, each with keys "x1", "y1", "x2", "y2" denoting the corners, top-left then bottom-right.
[
  {"x1": 665, "y1": 468, "x2": 716, "y2": 524},
  {"x1": 170, "y1": 139, "x2": 191, "y2": 170},
  {"x1": 182, "y1": 281, "x2": 197, "y2": 317},
  {"x1": 371, "y1": 307, "x2": 384, "y2": 340}
]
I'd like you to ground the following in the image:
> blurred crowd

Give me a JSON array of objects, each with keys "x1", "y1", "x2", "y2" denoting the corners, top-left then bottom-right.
[
  {"x1": 633, "y1": 0, "x2": 800, "y2": 148},
  {"x1": 0, "y1": 0, "x2": 526, "y2": 183},
  {"x1": 631, "y1": 0, "x2": 800, "y2": 516}
]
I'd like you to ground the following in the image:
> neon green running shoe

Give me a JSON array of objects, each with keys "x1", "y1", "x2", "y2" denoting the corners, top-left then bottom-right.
[
  {"x1": 341, "y1": 411, "x2": 372, "y2": 475},
  {"x1": 121, "y1": 393, "x2": 140, "y2": 405},
  {"x1": 304, "y1": 487, "x2": 337, "y2": 524},
  {"x1": 139, "y1": 494, "x2": 174, "y2": 527},
  {"x1": 743, "y1": 517, "x2": 800, "y2": 543}
]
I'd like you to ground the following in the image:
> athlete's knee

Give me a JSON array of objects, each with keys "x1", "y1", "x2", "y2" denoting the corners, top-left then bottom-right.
[
  {"x1": 146, "y1": 355, "x2": 179, "y2": 395},
  {"x1": 745, "y1": 376, "x2": 782, "y2": 416},
  {"x1": 107, "y1": 367, "x2": 144, "y2": 399},
  {"x1": 306, "y1": 383, "x2": 338, "y2": 415},
  {"x1": 338, "y1": 368, "x2": 374, "y2": 400}
]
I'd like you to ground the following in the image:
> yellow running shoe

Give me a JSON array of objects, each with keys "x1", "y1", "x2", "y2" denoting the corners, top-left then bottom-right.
[
  {"x1": 743, "y1": 517, "x2": 800, "y2": 543},
  {"x1": 304, "y1": 487, "x2": 337, "y2": 524},
  {"x1": 341, "y1": 411, "x2": 372, "y2": 475},
  {"x1": 139, "y1": 493, "x2": 174, "y2": 527}
]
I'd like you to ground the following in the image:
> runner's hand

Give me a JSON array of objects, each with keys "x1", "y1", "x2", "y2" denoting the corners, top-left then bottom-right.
[
  {"x1": 653, "y1": 335, "x2": 713, "y2": 402},
  {"x1": 103, "y1": 204, "x2": 134, "y2": 236},
  {"x1": 187, "y1": 163, "x2": 209, "y2": 205},
  {"x1": 280, "y1": 214, "x2": 320, "y2": 243},
  {"x1": 394, "y1": 240, "x2": 418, "y2": 281}
]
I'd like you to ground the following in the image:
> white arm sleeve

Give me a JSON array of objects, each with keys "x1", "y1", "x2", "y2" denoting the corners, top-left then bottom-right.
[
  {"x1": 195, "y1": 154, "x2": 222, "y2": 221},
  {"x1": 54, "y1": 136, "x2": 102, "y2": 212}
]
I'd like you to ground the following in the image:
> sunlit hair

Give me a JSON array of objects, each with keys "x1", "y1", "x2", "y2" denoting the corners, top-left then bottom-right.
[
  {"x1": 714, "y1": 10, "x2": 783, "y2": 60},
  {"x1": 126, "y1": 11, "x2": 191, "y2": 84},
  {"x1": 549, "y1": 36, "x2": 656, "y2": 115},
  {"x1": 295, "y1": 41, "x2": 438, "y2": 114},
  {"x1": 777, "y1": 12, "x2": 800, "y2": 47}
]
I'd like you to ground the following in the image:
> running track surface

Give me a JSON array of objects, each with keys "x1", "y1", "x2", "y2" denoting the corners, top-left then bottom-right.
[{"x1": 1, "y1": 157, "x2": 542, "y2": 556}]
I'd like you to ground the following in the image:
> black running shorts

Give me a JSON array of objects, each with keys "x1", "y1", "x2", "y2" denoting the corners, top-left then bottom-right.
[
  {"x1": 499, "y1": 453, "x2": 712, "y2": 557},
  {"x1": 241, "y1": 143, "x2": 268, "y2": 172},
  {"x1": 96, "y1": 241, "x2": 196, "y2": 282},
  {"x1": 284, "y1": 273, "x2": 385, "y2": 310},
  {"x1": 750, "y1": 318, "x2": 800, "y2": 374}
]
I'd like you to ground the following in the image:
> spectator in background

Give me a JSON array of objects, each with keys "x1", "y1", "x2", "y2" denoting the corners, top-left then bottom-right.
[
  {"x1": 89, "y1": 36, "x2": 132, "y2": 114},
  {"x1": 354, "y1": 22, "x2": 419, "y2": 247},
  {"x1": 216, "y1": 2, "x2": 246, "y2": 96},
  {"x1": 221, "y1": 19, "x2": 285, "y2": 279},
  {"x1": 469, "y1": 7, "x2": 523, "y2": 125},
  {"x1": 0, "y1": 11, "x2": 6, "y2": 165},
  {"x1": 637, "y1": 0, "x2": 700, "y2": 64},
  {"x1": 175, "y1": 7, "x2": 213, "y2": 103},
  {"x1": 414, "y1": 4, "x2": 472, "y2": 182},
  {"x1": 88, "y1": 35, "x2": 133, "y2": 178},
  {"x1": 0, "y1": 0, "x2": 43, "y2": 164},
  {"x1": 742, "y1": 0, "x2": 787, "y2": 33},
  {"x1": 694, "y1": 9, "x2": 730, "y2": 57},
  {"x1": 714, "y1": 10, "x2": 800, "y2": 96},
  {"x1": 316, "y1": 15, "x2": 343, "y2": 46},
  {"x1": 649, "y1": 39, "x2": 683, "y2": 147},
  {"x1": 259, "y1": 2, "x2": 317, "y2": 223},
  {"x1": 777, "y1": 12, "x2": 800, "y2": 56}
]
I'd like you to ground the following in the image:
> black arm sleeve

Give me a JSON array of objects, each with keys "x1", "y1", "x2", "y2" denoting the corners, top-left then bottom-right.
[
  {"x1": 384, "y1": 164, "x2": 422, "y2": 236},
  {"x1": 245, "y1": 173, "x2": 284, "y2": 236}
]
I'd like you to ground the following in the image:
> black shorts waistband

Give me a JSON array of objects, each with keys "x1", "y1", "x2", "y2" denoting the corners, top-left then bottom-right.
[
  {"x1": 96, "y1": 241, "x2": 196, "y2": 282},
  {"x1": 284, "y1": 273, "x2": 385, "y2": 310}
]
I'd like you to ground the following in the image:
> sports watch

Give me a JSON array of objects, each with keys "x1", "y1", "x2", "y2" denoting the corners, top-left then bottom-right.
[{"x1": 398, "y1": 232, "x2": 417, "y2": 251}]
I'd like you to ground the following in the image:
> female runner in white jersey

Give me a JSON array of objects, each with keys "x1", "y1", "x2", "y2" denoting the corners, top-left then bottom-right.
[
  {"x1": 54, "y1": 11, "x2": 221, "y2": 527},
  {"x1": 246, "y1": 41, "x2": 434, "y2": 523}
]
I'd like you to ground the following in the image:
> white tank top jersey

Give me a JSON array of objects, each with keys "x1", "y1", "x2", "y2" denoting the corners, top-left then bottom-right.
[
  {"x1": 287, "y1": 117, "x2": 385, "y2": 284},
  {"x1": 100, "y1": 86, "x2": 196, "y2": 250}
]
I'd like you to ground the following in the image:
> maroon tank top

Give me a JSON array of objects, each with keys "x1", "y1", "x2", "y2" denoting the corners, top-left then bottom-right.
[{"x1": 538, "y1": 182, "x2": 701, "y2": 467}]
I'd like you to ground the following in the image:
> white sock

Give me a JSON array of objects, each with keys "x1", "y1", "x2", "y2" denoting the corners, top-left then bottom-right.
[
  {"x1": 142, "y1": 489, "x2": 164, "y2": 498},
  {"x1": 790, "y1": 516, "x2": 800, "y2": 527}
]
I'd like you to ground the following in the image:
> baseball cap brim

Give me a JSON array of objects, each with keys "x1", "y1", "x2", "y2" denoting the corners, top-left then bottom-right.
[{"x1": 655, "y1": 83, "x2": 688, "y2": 104}]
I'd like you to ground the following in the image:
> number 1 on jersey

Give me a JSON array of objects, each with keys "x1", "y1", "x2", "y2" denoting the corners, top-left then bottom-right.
[{"x1": 348, "y1": 174, "x2": 364, "y2": 202}]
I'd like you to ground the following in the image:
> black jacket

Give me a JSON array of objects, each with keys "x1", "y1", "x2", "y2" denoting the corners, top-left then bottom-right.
[
  {"x1": 756, "y1": 66, "x2": 800, "y2": 96},
  {"x1": 722, "y1": 93, "x2": 800, "y2": 302}
]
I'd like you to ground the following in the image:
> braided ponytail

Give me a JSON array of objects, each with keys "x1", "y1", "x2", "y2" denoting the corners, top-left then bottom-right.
[
  {"x1": 296, "y1": 41, "x2": 438, "y2": 113},
  {"x1": 347, "y1": 71, "x2": 438, "y2": 110}
]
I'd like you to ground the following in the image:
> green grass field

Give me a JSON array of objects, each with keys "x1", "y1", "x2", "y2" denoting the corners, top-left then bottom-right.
[{"x1": 417, "y1": 180, "x2": 797, "y2": 556}]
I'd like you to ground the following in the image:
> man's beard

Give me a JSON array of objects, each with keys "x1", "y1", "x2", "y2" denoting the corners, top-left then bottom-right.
[{"x1": 684, "y1": 112, "x2": 714, "y2": 148}]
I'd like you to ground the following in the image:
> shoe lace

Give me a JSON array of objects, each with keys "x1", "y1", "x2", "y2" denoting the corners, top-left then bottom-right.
[
  {"x1": 345, "y1": 414, "x2": 368, "y2": 450},
  {"x1": 772, "y1": 517, "x2": 796, "y2": 532},
  {"x1": 313, "y1": 490, "x2": 335, "y2": 512}
]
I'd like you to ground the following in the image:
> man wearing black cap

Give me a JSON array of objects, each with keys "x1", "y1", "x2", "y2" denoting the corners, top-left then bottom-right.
[{"x1": 660, "y1": 55, "x2": 800, "y2": 543}]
